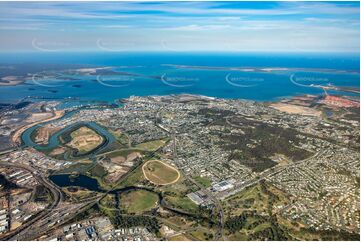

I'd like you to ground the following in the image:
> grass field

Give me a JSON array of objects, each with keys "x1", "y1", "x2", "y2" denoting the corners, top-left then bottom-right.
[
  {"x1": 142, "y1": 160, "x2": 180, "y2": 185},
  {"x1": 53, "y1": 160, "x2": 94, "y2": 175},
  {"x1": 120, "y1": 190, "x2": 159, "y2": 214},
  {"x1": 157, "y1": 178, "x2": 200, "y2": 214},
  {"x1": 222, "y1": 180, "x2": 289, "y2": 217},
  {"x1": 87, "y1": 163, "x2": 107, "y2": 178},
  {"x1": 64, "y1": 187, "x2": 99, "y2": 202},
  {"x1": 163, "y1": 214, "x2": 196, "y2": 229},
  {"x1": 164, "y1": 196, "x2": 199, "y2": 214},
  {"x1": 227, "y1": 231, "x2": 248, "y2": 241},
  {"x1": 193, "y1": 176, "x2": 212, "y2": 188},
  {"x1": 105, "y1": 148, "x2": 144, "y2": 159},
  {"x1": 168, "y1": 234, "x2": 191, "y2": 241},
  {"x1": 109, "y1": 129, "x2": 131, "y2": 148},
  {"x1": 116, "y1": 165, "x2": 145, "y2": 188},
  {"x1": 222, "y1": 181, "x2": 295, "y2": 240},
  {"x1": 99, "y1": 194, "x2": 117, "y2": 209},
  {"x1": 188, "y1": 227, "x2": 215, "y2": 240},
  {"x1": 136, "y1": 139, "x2": 168, "y2": 151}
]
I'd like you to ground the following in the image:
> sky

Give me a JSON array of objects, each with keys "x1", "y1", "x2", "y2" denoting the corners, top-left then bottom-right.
[{"x1": 0, "y1": 1, "x2": 359, "y2": 53}]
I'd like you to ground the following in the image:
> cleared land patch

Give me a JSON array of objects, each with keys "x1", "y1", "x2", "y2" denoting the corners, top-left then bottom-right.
[
  {"x1": 270, "y1": 103, "x2": 321, "y2": 117},
  {"x1": 120, "y1": 190, "x2": 159, "y2": 214},
  {"x1": 142, "y1": 160, "x2": 180, "y2": 185},
  {"x1": 12, "y1": 110, "x2": 64, "y2": 144},
  {"x1": 68, "y1": 126, "x2": 104, "y2": 154},
  {"x1": 101, "y1": 149, "x2": 143, "y2": 184},
  {"x1": 49, "y1": 147, "x2": 66, "y2": 156},
  {"x1": 33, "y1": 125, "x2": 62, "y2": 145}
]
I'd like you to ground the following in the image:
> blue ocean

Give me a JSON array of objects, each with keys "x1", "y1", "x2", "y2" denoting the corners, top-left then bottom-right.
[{"x1": 0, "y1": 52, "x2": 359, "y2": 104}]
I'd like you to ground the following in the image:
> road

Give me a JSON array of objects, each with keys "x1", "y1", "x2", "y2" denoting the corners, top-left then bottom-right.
[
  {"x1": 218, "y1": 150, "x2": 324, "y2": 200},
  {"x1": 0, "y1": 161, "x2": 64, "y2": 241},
  {"x1": 18, "y1": 201, "x2": 96, "y2": 240},
  {"x1": 0, "y1": 147, "x2": 19, "y2": 156},
  {"x1": 155, "y1": 112, "x2": 225, "y2": 240},
  {"x1": 155, "y1": 112, "x2": 327, "y2": 240},
  {"x1": 187, "y1": 176, "x2": 225, "y2": 240},
  {"x1": 0, "y1": 159, "x2": 100, "y2": 240}
]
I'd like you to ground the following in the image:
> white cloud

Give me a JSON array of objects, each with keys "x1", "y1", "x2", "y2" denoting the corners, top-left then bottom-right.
[
  {"x1": 0, "y1": 1, "x2": 358, "y2": 52},
  {"x1": 165, "y1": 24, "x2": 232, "y2": 31}
]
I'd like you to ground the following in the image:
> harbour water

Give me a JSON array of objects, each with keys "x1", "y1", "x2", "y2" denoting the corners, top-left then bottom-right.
[{"x1": 0, "y1": 52, "x2": 359, "y2": 103}]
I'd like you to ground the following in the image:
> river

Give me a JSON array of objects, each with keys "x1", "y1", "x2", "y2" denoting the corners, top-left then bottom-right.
[{"x1": 20, "y1": 109, "x2": 116, "y2": 156}]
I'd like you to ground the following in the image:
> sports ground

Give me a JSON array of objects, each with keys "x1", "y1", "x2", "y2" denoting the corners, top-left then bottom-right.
[{"x1": 142, "y1": 160, "x2": 180, "y2": 185}]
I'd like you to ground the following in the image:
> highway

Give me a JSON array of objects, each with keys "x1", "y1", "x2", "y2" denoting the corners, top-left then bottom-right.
[
  {"x1": 0, "y1": 160, "x2": 63, "y2": 241},
  {"x1": 0, "y1": 110, "x2": 321, "y2": 240},
  {"x1": 0, "y1": 147, "x2": 19, "y2": 156},
  {"x1": 17, "y1": 201, "x2": 96, "y2": 240},
  {"x1": 0, "y1": 159, "x2": 101, "y2": 240}
]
